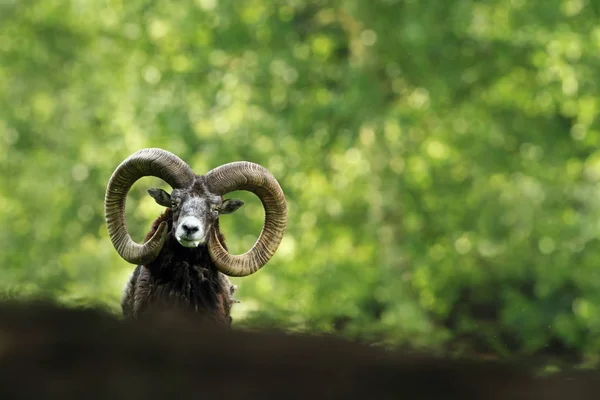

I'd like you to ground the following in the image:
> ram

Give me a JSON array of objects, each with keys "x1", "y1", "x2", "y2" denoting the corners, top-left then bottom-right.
[{"x1": 104, "y1": 148, "x2": 287, "y2": 325}]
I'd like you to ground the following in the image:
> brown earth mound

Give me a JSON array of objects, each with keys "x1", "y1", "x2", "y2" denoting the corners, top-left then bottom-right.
[{"x1": 0, "y1": 301, "x2": 597, "y2": 400}]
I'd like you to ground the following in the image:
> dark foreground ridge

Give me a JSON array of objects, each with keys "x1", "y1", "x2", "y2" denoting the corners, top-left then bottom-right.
[{"x1": 0, "y1": 300, "x2": 598, "y2": 400}]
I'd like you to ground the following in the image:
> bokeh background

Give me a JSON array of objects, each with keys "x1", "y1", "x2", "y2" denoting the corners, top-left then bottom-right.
[{"x1": 2, "y1": 0, "x2": 600, "y2": 366}]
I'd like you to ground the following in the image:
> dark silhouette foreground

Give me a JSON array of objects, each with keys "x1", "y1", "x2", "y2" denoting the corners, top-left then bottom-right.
[{"x1": 0, "y1": 301, "x2": 597, "y2": 400}]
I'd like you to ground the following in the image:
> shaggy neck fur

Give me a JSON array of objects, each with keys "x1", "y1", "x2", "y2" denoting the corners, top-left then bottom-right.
[{"x1": 121, "y1": 209, "x2": 236, "y2": 326}]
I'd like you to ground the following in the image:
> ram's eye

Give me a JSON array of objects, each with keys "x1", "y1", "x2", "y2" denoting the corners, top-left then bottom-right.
[
  {"x1": 171, "y1": 201, "x2": 178, "y2": 209},
  {"x1": 211, "y1": 206, "x2": 220, "y2": 215}
]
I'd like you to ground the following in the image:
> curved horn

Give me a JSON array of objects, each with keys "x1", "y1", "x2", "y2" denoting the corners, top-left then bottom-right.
[
  {"x1": 105, "y1": 148, "x2": 195, "y2": 265},
  {"x1": 205, "y1": 162, "x2": 287, "y2": 277}
]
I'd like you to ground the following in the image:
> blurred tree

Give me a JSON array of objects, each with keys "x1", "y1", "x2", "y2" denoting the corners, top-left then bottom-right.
[{"x1": 1, "y1": 0, "x2": 600, "y2": 362}]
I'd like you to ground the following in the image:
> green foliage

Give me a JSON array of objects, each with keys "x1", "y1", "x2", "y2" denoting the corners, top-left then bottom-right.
[{"x1": 2, "y1": 0, "x2": 600, "y2": 360}]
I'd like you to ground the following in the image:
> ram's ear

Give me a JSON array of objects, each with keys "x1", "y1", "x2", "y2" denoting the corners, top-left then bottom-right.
[
  {"x1": 147, "y1": 188, "x2": 171, "y2": 207},
  {"x1": 221, "y1": 199, "x2": 244, "y2": 215}
]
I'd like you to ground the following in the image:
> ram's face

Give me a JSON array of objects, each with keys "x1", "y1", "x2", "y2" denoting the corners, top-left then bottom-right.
[{"x1": 147, "y1": 185, "x2": 243, "y2": 248}]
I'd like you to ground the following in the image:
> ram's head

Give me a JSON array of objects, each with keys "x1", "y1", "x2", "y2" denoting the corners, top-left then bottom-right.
[
  {"x1": 145, "y1": 184, "x2": 245, "y2": 249},
  {"x1": 104, "y1": 148, "x2": 287, "y2": 277}
]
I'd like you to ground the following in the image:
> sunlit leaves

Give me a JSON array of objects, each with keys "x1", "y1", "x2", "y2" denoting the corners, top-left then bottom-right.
[{"x1": 3, "y1": 0, "x2": 600, "y2": 361}]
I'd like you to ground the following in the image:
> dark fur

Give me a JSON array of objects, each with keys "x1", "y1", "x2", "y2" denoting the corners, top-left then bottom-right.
[{"x1": 121, "y1": 208, "x2": 238, "y2": 326}]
